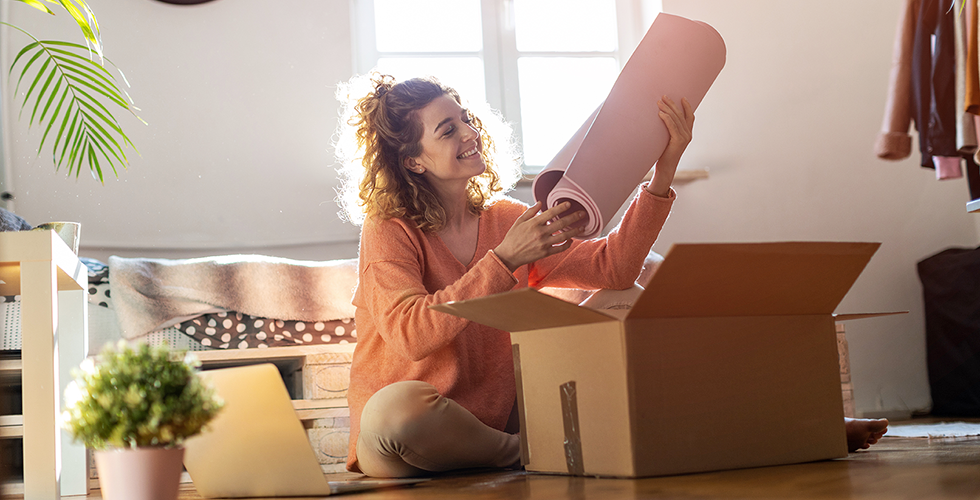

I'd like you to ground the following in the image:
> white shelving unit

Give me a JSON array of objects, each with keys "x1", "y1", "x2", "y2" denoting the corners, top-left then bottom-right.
[{"x1": 0, "y1": 230, "x2": 88, "y2": 499}]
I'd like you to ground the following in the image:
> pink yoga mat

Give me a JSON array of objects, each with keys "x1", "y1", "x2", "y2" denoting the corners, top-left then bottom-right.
[{"x1": 532, "y1": 13, "x2": 726, "y2": 239}]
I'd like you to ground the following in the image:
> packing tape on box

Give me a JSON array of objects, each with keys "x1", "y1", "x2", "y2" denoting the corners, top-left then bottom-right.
[
  {"x1": 560, "y1": 381, "x2": 584, "y2": 475},
  {"x1": 512, "y1": 344, "x2": 530, "y2": 466}
]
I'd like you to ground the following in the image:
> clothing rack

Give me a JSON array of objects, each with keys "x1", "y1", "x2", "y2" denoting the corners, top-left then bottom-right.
[{"x1": 876, "y1": 0, "x2": 980, "y2": 208}]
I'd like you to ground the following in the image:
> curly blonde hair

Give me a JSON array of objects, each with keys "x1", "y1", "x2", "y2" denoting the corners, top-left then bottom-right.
[{"x1": 335, "y1": 73, "x2": 521, "y2": 232}]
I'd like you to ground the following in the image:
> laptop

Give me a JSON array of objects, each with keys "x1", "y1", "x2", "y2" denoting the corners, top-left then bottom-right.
[{"x1": 183, "y1": 363, "x2": 427, "y2": 498}]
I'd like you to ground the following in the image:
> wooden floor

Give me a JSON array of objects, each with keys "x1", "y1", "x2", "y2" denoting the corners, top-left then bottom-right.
[{"x1": 59, "y1": 432, "x2": 980, "y2": 500}]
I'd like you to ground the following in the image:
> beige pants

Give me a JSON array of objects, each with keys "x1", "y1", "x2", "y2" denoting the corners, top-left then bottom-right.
[{"x1": 356, "y1": 380, "x2": 521, "y2": 478}]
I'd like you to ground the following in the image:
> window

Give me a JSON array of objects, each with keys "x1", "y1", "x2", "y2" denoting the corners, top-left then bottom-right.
[{"x1": 353, "y1": 0, "x2": 661, "y2": 173}]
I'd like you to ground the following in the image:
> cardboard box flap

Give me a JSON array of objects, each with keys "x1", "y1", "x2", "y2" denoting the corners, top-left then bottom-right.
[
  {"x1": 429, "y1": 288, "x2": 616, "y2": 332},
  {"x1": 834, "y1": 311, "x2": 907, "y2": 322},
  {"x1": 629, "y1": 242, "x2": 881, "y2": 319}
]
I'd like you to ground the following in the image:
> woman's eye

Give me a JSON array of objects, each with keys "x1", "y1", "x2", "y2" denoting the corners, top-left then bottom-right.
[{"x1": 443, "y1": 126, "x2": 456, "y2": 137}]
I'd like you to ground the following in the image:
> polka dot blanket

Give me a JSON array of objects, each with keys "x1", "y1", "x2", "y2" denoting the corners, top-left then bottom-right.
[{"x1": 176, "y1": 312, "x2": 356, "y2": 349}]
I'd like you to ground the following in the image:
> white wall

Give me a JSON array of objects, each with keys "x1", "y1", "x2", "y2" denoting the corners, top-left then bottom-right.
[
  {"x1": 1, "y1": 0, "x2": 360, "y2": 261},
  {"x1": 2, "y1": 0, "x2": 975, "y2": 417},
  {"x1": 659, "y1": 0, "x2": 980, "y2": 417}
]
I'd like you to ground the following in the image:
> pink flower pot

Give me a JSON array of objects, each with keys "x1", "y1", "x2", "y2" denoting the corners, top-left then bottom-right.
[{"x1": 94, "y1": 446, "x2": 184, "y2": 500}]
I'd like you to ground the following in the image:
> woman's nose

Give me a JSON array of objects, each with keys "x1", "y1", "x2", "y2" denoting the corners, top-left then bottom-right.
[{"x1": 462, "y1": 123, "x2": 479, "y2": 141}]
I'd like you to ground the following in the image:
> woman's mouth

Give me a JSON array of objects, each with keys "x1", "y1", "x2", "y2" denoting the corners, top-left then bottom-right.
[{"x1": 457, "y1": 147, "x2": 479, "y2": 159}]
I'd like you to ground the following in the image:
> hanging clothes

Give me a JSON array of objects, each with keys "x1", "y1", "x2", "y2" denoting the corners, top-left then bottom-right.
[
  {"x1": 876, "y1": 0, "x2": 919, "y2": 160},
  {"x1": 912, "y1": 0, "x2": 958, "y2": 167},
  {"x1": 875, "y1": 0, "x2": 980, "y2": 193},
  {"x1": 967, "y1": 0, "x2": 980, "y2": 168},
  {"x1": 965, "y1": 0, "x2": 980, "y2": 114},
  {"x1": 875, "y1": 0, "x2": 958, "y2": 164},
  {"x1": 967, "y1": 153, "x2": 980, "y2": 199},
  {"x1": 954, "y1": 0, "x2": 977, "y2": 157},
  {"x1": 935, "y1": 155, "x2": 964, "y2": 179}
]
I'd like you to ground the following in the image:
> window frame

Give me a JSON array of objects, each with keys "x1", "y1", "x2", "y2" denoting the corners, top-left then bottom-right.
[{"x1": 351, "y1": 0, "x2": 658, "y2": 172}]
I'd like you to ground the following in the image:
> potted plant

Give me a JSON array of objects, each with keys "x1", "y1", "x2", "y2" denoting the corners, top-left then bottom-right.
[{"x1": 61, "y1": 341, "x2": 223, "y2": 500}]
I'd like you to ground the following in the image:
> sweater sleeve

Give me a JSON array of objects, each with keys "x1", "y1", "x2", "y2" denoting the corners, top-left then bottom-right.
[
  {"x1": 528, "y1": 185, "x2": 675, "y2": 290},
  {"x1": 355, "y1": 218, "x2": 518, "y2": 361},
  {"x1": 875, "y1": 0, "x2": 915, "y2": 160}
]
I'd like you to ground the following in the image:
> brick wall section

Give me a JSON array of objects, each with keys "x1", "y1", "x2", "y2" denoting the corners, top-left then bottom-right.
[{"x1": 837, "y1": 323, "x2": 855, "y2": 418}]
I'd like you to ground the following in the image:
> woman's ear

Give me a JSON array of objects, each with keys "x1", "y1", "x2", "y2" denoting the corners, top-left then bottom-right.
[{"x1": 403, "y1": 157, "x2": 425, "y2": 175}]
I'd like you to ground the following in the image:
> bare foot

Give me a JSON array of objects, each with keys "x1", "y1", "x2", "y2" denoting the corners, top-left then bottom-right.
[{"x1": 845, "y1": 417, "x2": 888, "y2": 452}]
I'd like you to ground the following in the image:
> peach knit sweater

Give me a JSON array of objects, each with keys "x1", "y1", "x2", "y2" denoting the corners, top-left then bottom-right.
[{"x1": 346, "y1": 187, "x2": 675, "y2": 471}]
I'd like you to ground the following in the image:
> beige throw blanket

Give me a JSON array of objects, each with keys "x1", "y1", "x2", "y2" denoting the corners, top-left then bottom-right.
[{"x1": 108, "y1": 255, "x2": 358, "y2": 339}]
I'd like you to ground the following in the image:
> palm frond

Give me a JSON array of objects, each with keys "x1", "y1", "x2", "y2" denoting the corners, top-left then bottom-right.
[
  {"x1": 12, "y1": 0, "x2": 103, "y2": 58},
  {"x1": 12, "y1": 0, "x2": 55, "y2": 15},
  {"x1": 52, "y1": 0, "x2": 103, "y2": 58},
  {"x1": 5, "y1": 26, "x2": 141, "y2": 182}
]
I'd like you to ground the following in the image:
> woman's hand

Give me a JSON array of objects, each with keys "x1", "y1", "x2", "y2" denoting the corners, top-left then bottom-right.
[
  {"x1": 493, "y1": 202, "x2": 586, "y2": 272},
  {"x1": 647, "y1": 96, "x2": 694, "y2": 197}
]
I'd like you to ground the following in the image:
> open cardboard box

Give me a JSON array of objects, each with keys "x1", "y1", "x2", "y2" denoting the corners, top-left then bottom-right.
[{"x1": 431, "y1": 242, "x2": 900, "y2": 478}]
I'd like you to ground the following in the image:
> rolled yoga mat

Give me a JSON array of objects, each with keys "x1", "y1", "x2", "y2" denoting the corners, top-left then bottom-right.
[{"x1": 532, "y1": 13, "x2": 727, "y2": 239}]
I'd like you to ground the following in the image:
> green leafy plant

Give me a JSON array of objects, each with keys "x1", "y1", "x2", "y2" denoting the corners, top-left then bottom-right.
[
  {"x1": 3, "y1": 0, "x2": 143, "y2": 182},
  {"x1": 61, "y1": 341, "x2": 223, "y2": 449}
]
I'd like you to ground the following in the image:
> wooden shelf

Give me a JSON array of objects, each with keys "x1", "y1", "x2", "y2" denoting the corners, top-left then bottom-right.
[
  {"x1": 1, "y1": 480, "x2": 23, "y2": 497},
  {"x1": 0, "y1": 359, "x2": 22, "y2": 379},
  {"x1": 517, "y1": 168, "x2": 710, "y2": 187},
  {"x1": 292, "y1": 398, "x2": 349, "y2": 411},
  {"x1": 292, "y1": 398, "x2": 350, "y2": 422},
  {"x1": 0, "y1": 415, "x2": 23, "y2": 438},
  {"x1": 643, "y1": 168, "x2": 710, "y2": 183},
  {"x1": 192, "y1": 343, "x2": 354, "y2": 364}
]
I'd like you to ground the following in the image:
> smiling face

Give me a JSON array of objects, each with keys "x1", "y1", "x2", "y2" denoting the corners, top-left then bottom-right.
[{"x1": 406, "y1": 94, "x2": 486, "y2": 190}]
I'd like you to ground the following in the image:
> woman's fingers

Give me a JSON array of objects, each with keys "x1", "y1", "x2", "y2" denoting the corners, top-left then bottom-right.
[
  {"x1": 517, "y1": 201, "x2": 543, "y2": 223},
  {"x1": 522, "y1": 200, "x2": 585, "y2": 240},
  {"x1": 494, "y1": 201, "x2": 586, "y2": 271},
  {"x1": 533, "y1": 201, "x2": 572, "y2": 223},
  {"x1": 527, "y1": 204, "x2": 584, "y2": 250},
  {"x1": 658, "y1": 96, "x2": 694, "y2": 128},
  {"x1": 547, "y1": 226, "x2": 584, "y2": 249},
  {"x1": 528, "y1": 202, "x2": 581, "y2": 230},
  {"x1": 659, "y1": 95, "x2": 682, "y2": 115},
  {"x1": 548, "y1": 237, "x2": 575, "y2": 255},
  {"x1": 658, "y1": 96, "x2": 693, "y2": 144},
  {"x1": 545, "y1": 209, "x2": 586, "y2": 233},
  {"x1": 681, "y1": 97, "x2": 694, "y2": 122},
  {"x1": 660, "y1": 109, "x2": 679, "y2": 135}
]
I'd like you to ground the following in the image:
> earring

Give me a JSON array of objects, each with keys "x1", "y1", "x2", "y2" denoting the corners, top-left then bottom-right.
[{"x1": 406, "y1": 159, "x2": 424, "y2": 174}]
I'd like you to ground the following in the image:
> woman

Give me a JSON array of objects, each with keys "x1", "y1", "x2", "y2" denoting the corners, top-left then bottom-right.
[{"x1": 335, "y1": 74, "x2": 885, "y2": 478}]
